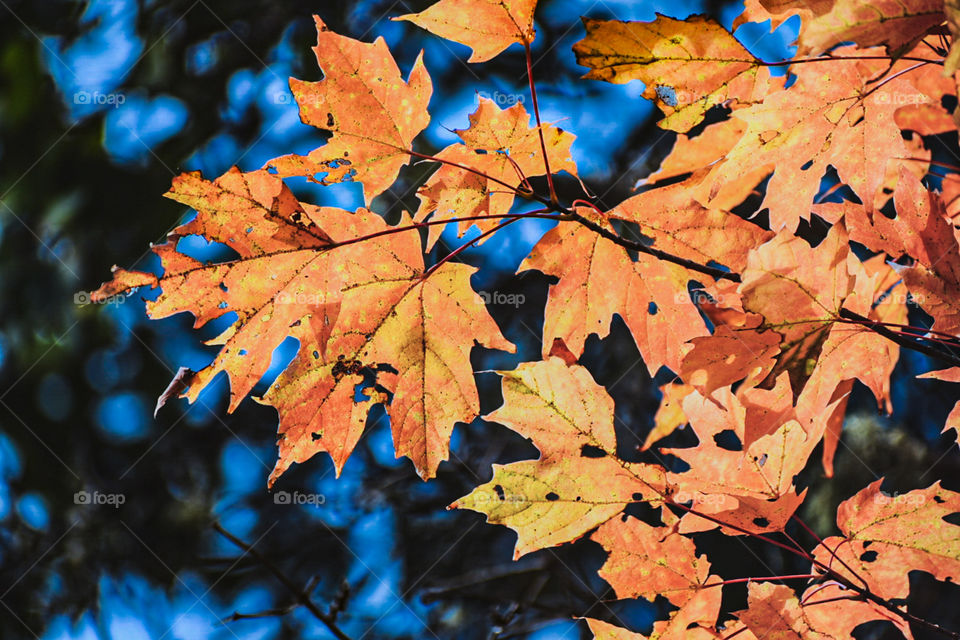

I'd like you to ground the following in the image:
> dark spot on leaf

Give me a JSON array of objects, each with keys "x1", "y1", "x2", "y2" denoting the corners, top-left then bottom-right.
[
  {"x1": 580, "y1": 444, "x2": 606, "y2": 458},
  {"x1": 332, "y1": 356, "x2": 364, "y2": 380},
  {"x1": 714, "y1": 429, "x2": 742, "y2": 451},
  {"x1": 860, "y1": 550, "x2": 878, "y2": 562},
  {"x1": 494, "y1": 485, "x2": 505, "y2": 500},
  {"x1": 326, "y1": 113, "x2": 335, "y2": 127},
  {"x1": 545, "y1": 492, "x2": 559, "y2": 501}
]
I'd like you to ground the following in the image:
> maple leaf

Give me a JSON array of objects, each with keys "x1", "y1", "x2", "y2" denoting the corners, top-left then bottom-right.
[
  {"x1": 642, "y1": 381, "x2": 694, "y2": 451},
  {"x1": 813, "y1": 480, "x2": 960, "y2": 601},
  {"x1": 588, "y1": 587, "x2": 722, "y2": 640},
  {"x1": 266, "y1": 260, "x2": 516, "y2": 483},
  {"x1": 735, "y1": 0, "x2": 944, "y2": 57},
  {"x1": 585, "y1": 619, "x2": 644, "y2": 640},
  {"x1": 608, "y1": 177, "x2": 773, "y2": 273},
  {"x1": 947, "y1": 0, "x2": 960, "y2": 73},
  {"x1": 573, "y1": 14, "x2": 779, "y2": 132},
  {"x1": 93, "y1": 168, "x2": 337, "y2": 410},
  {"x1": 521, "y1": 214, "x2": 707, "y2": 375},
  {"x1": 818, "y1": 170, "x2": 960, "y2": 336},
  {"x1": 702, "y1": 48, "x2": 932, "y2": 231},
  {"x1": 739, "y1": 223, "x2": 855, "y2": 393},
  {"x1": 451, "y1": 358, "x2": 667, "y2": 558},
  {"x1": 93, "y1": 167, "x2": 514, "y2": 483},
  {"x1": 918, "y1": 367, "x2": 960, "y2": 442},
  {"x1": 680, "y1": 313, "x2": 782, "y2": 398},
  {"x1": 592, "y1": 515, "x2": 714, "y2": 607},
  {"x1": 643, "y1": 118, "x2": 747, "y2": 186},
  {"x1": 737, "y1": 581, "x2": 913, "y2": 640},
  {"x1": 663, "y1": 388, "x2": 813, "y2": 534},
  {"x1": 265, "y1": 17, "x2": 432, "y2": 205},
  {"x1": 414, "y1": 97, "x2": 577, "y2": 250},
  {"x1": 794, "y1": 254, "x2": 905, "y2": 422},
  {"x1": 394, "y1": 0, "x2": 537, "y2": 63}
]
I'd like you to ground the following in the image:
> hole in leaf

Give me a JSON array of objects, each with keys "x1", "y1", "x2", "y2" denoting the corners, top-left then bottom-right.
[
  {"x1": 545, "y1": 492, "x2": 559, "y2": 501},
  {"x1": 494, "y1": 485, "x2": 505, "y2": 501},
  {"x1": 860, "y1": 550, "x2": 878, "y2": 562},
  {"x1": 648, "y1": 301, "x2": 658, "y2": 315},
  {"x1": 713, "y1": 429, "x2": 742, "y2": 451},
  {"x1": 752, "y1": 517, "x2": 770, "y2": 528},
  {"x1": 580, "y1": 444, "x2": 606, "y2": 458}
]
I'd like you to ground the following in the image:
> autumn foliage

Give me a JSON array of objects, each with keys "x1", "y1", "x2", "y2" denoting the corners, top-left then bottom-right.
[{"x1": 91, "y1": 0, "x2": 960, "y2": 637}]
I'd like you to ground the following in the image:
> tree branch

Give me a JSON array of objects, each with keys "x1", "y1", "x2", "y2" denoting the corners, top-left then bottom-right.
[{"x1": 213, "y1": 522, "x2": 353, "y2": 640}]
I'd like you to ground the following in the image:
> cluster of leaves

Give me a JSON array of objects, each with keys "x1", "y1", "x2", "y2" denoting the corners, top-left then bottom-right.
[{"x1": 91, "y1": 0, "x2": 960, "y2": 637}]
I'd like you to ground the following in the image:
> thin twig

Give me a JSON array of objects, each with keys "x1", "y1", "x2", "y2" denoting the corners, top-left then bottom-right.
[{"x1": 213, "y1": 523, "x2": 353, "y2": 640}]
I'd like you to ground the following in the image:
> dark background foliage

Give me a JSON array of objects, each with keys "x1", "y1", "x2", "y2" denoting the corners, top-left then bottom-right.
[{"x1": 0, "y1": 0, "x2": 958, "y2": 638}]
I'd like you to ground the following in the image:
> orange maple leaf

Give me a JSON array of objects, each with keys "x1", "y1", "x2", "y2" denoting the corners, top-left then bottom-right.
[
  {"x1": 266, "y1": 16, "x2": 432, "y2": 204},
  {"x1": 394, "y1": 0, "x2": 537, "y2": 63}
]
